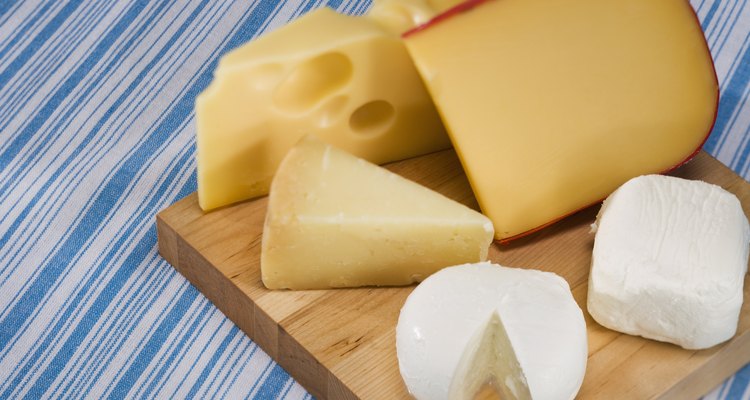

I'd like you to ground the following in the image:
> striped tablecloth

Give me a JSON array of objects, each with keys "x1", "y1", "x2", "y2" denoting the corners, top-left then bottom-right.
[{"x1": 0, "y1": 0, "x2": 748, "y2": 398}]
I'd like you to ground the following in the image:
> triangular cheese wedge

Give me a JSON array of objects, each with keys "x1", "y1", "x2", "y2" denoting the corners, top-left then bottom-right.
[
  {"x1": 450, "y1": 311, "x2": 531, "y2": 400},
  {"x1": 260, "y1": 136, "x2": 493, "y2": 290}
]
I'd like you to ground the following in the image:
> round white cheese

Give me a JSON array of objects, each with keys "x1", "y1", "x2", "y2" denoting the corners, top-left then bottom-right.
[
  {"x1": 396, "y1": 262, "x2": 587, "y2": 400},
  {"x1": 588, "y1": 174, "x2": 750, "y2": 350}
]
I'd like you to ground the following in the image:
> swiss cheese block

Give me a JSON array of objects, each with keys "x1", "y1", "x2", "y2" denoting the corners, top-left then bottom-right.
[
  {"x1": 260, "y1": 136, "x2": 493, "y2": 290},
  {"x1": 404, "y1": 0, "x2": 718, "y2": 241},
  {"x1": 196, "y1": 7, "x2": 450, "y2": 211},
  {"x1": 588, "y1": 175, "x2": 750, "y2": 350},
  {"x1": 397, "y1": 262, "x2": 587, "y2": 400}
]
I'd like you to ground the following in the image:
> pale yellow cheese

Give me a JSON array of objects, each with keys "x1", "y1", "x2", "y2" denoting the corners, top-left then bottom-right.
[
  {"x1": 367, "y1": 0, "x2": 463, "y2": 35},
  {"x1": 404, "y1": 0, "x2": 718, "y2": 241},
  {"x1": 196, "y1": 7, "x2": 451, "y2": 211},
  {"x1": 260, "y1": 136, "x2": 494, "y2": 290}
]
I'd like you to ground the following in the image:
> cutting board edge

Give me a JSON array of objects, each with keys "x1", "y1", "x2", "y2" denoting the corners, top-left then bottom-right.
[
  {"x1": 156, "y1": 201, "x2": 747, "y2": 400},
  {"x1": 155, "y1": 211, "x2": 358, "y2": 400},
  {"x1": 153, "y1": 150, "x2": 750, "y2": 400},
  {"x1": 659, "y1": 328, "x2": 750, "y2": 400}
]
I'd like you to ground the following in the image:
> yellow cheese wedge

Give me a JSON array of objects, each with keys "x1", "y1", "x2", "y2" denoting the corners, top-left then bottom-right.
[
  {"x1": 196, "y1": 7, "x2": 451, "y2": 211},
  {"x1": 261, "y1": 136, "x2": 494, "y2": 290},
  {"x1": 404, "y1": 0, "x2": 718, "y2": 241}
]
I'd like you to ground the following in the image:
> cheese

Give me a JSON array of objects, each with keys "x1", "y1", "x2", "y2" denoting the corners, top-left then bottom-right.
[
  {"x1": 260, "y1": 136, "x2": 493, "y2": 290},
  {"x1": 196, "y1": 7, "x2": 451, "y2": 211},
  {"x1": 404, "y1": 0, "x2": 718, "y2": 241},
  {"x1": 397, "y1": 262, "x2": 587, "y2": 400},
  {"x1": 588, "y1": 175, "x2": 750, "y2": 350},
  {"x1": 368, "y1": 0, "x2": 463, "y2": 34}
]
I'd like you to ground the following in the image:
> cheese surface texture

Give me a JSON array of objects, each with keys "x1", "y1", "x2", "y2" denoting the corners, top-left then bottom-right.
[
  {"x1": 260, "y1": 136, "x2": 493, "y2": 290},
  {"x1": 196, "y1": 7, "x2": 450, "y2": 211},
  {"x1": 404, "y1": 0, "x2": 718, "y2": 240},
  {"x1": 397, "y1": 262, "x2": 587, "y2": 400},
  {"x1": 588, "y1": 175, "x2": 750, "y2": 349},
  {"x1": 368, "y1": 0, "x2": 463, "y2": 34}
]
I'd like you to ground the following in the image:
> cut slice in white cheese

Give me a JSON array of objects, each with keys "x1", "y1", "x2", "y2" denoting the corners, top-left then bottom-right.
[
  {"x1": 260, "y1": 136, "x2": 494, "y2": 290},
  {"x1": 397, "y1": 262, "x2": 587, "y2": 400},
  {"x1": 588, "y1": 175, "x2": 750, "y2": 350}
]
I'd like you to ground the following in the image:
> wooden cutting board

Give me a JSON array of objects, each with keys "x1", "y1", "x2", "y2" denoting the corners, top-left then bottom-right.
[{"x1": 156, "y1": 150, "x2": 750, "y2": 399}]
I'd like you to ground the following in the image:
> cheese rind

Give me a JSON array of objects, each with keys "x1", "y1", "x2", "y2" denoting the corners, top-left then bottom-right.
[
  {"x1": 196, "y1": 7, "x2": 450, "y2": 211},
  {"x1": 588, "y1": 175, "x2": 750, "y2": 349},
  {"x1": 260, "y1": 136, "x2": 493, "y2": 290},
  {"x1": 397, "y1": 262, "x2": 587, "y2": 400},
  {"x1": 404, "y1": 0, "x2": 718, "y2": 240}
]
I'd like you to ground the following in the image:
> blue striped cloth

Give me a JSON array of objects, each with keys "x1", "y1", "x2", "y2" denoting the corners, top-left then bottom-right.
[{"x1": 0, "y1": 0, "x2": 747, "y2": 398}]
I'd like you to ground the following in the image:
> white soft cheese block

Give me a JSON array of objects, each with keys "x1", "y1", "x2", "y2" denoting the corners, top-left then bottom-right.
[
  {"x1": 397, "y1": 262, "x2": 587, "y2": 400},
  {"x1": 260, "y1": 136, "x2": 494, "y2": 290},
  {"x1": 588, "y1": 175, "x2": 750, "y2": 349}
]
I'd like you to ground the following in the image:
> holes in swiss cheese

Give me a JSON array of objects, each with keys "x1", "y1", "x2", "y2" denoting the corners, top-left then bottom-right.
[
  {"x1": 273, "y1": 52, "x2": 353, "y2": 113},
  {"x1": 349, "y1": 100, "x2": 396, "y2": 136}
]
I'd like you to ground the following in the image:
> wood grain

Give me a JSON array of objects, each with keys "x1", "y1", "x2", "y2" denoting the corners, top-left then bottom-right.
[{"x1": 156, "y1": 150, "x2": 750, "y2": 399}]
